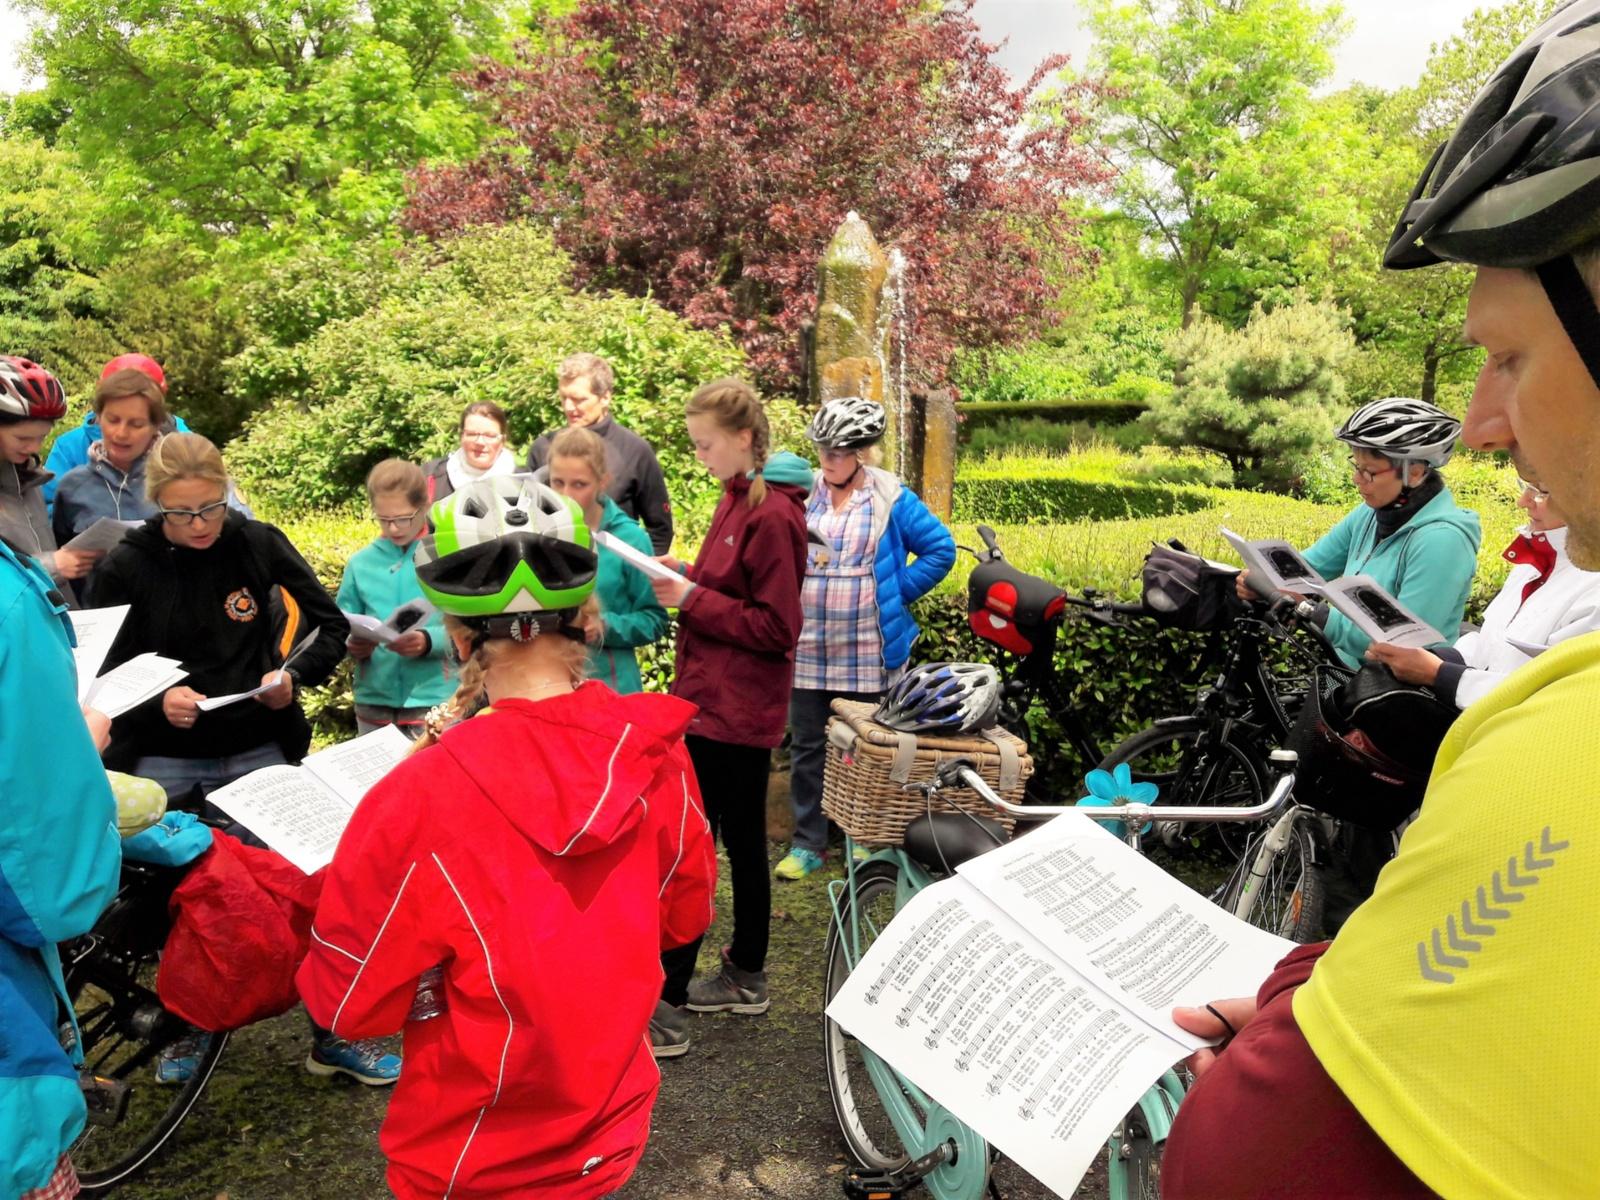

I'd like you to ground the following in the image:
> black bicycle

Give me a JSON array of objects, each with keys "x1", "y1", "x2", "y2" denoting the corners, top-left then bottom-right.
[{"x1": 60, "y1": 856, "x2": 229, "y2": 1192}]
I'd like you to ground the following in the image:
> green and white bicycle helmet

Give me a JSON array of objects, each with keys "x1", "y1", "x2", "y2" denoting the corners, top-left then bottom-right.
[{"x1": 416, "y1": 476, "x2": 597, "y2": 637}]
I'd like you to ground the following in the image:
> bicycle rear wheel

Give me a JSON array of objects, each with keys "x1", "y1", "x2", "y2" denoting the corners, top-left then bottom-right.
[
  {"x1": 823, "y1": 861, "x2": 990, "y2": 1200},
  {"x1": 1097, "y1": 719, "x2": 1264, "y2": 856},
  {"x1": 1221, "y1": 820, "x2": 1325, "y2": 944},
  {"x1": 62, "y1": 873, "x2": 230, "y2": 1192}
]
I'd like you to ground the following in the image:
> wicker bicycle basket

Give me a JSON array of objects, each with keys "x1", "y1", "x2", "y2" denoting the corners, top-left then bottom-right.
[{"x1": 820, "y1": 699, "x2": 1033, "y2": 847}]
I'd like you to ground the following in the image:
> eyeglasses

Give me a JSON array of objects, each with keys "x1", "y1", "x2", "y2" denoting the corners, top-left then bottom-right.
[
  {"x1": 373, "y1": 510, "x2": 423, "y2": 528},
  {"x1": 158, "y1": 500, "x2": 228, "y2": 526},
  {"x1": 1518, "y1": 477, "x2": 1551, "y2": 501},
  {"x1": 1347, "y1": 457, "x2": 1398, "y2": 484},
  {"x1": 461, "y1": 432, "x2": 504, "y2": 445}
]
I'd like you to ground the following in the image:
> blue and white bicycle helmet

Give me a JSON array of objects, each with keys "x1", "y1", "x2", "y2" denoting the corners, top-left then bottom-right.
[{"x1": 874, "y1": 662, "x2": 1002, "y2": 735}]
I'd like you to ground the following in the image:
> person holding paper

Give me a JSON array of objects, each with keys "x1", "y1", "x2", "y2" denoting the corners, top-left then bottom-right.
[
  {"x1": 1367, "y1": 478, "x2": 1600, "y2": 709},
  {"x1": 339, "y1": 460, "x2": 455, "y2": 737},
  {"x1": 0, "y1": 356, "x2": 96, "y2": 603},
  {"x1": 546, "y1": 425, "x2": 668, "y2": 694},
  {"x1": 1236, "y1": 397, "x2": 1481, "y2": 666},
  {"x1": 525, "y1": 352, "x2": 675, "y2": 553},
  {"x1": 420, "y1": 400, "x2": 518, "y2": 505},
  {"x1": 1164, "y1": 10, "x2": 1600, "y2": 1195},
  {"x1": 299, "y1": 476, "x2": 714, "y2": 1199},
  {"x1": 779, "y1": 396, "x2": 955, "y2": 880},
  {"x1": 649, "y1": 378, "x2": 809, "y2": 1029},
  {"x1": 86, "y1": 433, "x2": 349, "y2": 808},
  {"x1": 0, "y1": 534, "x2": 122, "y2": 1200},
  {"x1": 50, "y1": 368, "x2": 176, "y2": 547}
]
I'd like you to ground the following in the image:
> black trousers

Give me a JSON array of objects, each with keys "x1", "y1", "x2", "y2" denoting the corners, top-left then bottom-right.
[{"x1": 661, "y1": 735, "x2": 772, "y2": 1005}]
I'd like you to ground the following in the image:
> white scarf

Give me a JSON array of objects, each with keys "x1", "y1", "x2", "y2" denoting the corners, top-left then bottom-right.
[{"x1": 445, "y1": 446, "x2": 517, "y2": 494}]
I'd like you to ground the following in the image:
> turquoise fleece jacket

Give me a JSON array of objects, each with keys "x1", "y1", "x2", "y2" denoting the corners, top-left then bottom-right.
[
  {"x1": 1303, "y1": 485, "x2": 1482, "y2": 667},
  {"x1": 336, "y1": 537, "x2": 456, "y2": 709},
  {"x1": 589, "y1": 496, "x2": 669, "y2": 694},
  {"x1": 0, "y1": 538, "x2": 121, "y2": 1197}
]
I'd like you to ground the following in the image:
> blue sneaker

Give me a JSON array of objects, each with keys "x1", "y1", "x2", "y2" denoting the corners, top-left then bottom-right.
[
  {"x1": 155, "y1": 1030, "x2": 213, "y2": 1085},
  {"x1": 306, "y1": 1035, "x2": 401, "y2": 1086},
  {"x1": 774, "y1": 846, "x2": 825, "y2": 880}
]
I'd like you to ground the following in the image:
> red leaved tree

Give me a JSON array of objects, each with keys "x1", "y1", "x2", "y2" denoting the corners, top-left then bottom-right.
[{"x1": 404, "y1": 0, "x2": 1107, "y2": 389}]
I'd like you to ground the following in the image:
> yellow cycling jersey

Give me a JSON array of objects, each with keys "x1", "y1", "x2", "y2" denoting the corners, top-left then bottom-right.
[{"x1": 1295, "y1": 631, "x2": 1600, "y2": 1199}]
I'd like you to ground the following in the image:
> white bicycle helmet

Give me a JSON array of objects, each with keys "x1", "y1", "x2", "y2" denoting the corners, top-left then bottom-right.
[
  {"x1": 1384, "y1": 0, "x2": 1600, "y2": 388},
  {"x1": 1335, "y1": 398, "x2": 1461, "y2": 469},
  {"x1": 874, "y1": 662, "x2": 1002, "y2": 735},
  {"x1": 806, "y1": 396, "x2": 887, "y2": 450}
]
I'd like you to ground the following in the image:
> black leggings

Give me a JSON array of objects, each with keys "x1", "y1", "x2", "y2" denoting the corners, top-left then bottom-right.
[{"x1": 661, "y1": 735, "x2": 772, "y2": 1005}]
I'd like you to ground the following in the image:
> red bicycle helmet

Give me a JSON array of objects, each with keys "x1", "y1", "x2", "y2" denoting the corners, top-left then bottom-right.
[
  {"x1": 100, "y1": 353, "x2": 167, "y2": 392},
  {"x1": 0, "y1": 357, "x2": 67, "y2": 422}
]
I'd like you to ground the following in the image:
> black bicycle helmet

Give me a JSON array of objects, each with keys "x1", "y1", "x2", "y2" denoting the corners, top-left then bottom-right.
[
  {"x1": 875, "y1": 662, "x2": 1002, "y2": 735},
  {"x1": 805, "y1": 396, "x2": 887, "y2": 450},
  {"x1": 1383, "y1": 0, "x2": 1600, "y2": 386},
  {"x1": 1335, "y1": 398, "x2": 1461, "y2": 469}
]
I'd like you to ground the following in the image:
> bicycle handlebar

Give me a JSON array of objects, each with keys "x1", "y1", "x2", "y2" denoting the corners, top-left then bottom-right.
[{"x1": 927, "y1": 754, "x2": 1298, "y2": 825}]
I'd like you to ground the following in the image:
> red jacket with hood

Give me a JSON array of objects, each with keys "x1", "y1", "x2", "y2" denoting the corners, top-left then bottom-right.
[
  {"x1": 296, "y1": 683, "x2": 715, "y2": 1200},
  {"x1": 673, "y1": 461, "x2": 809, "y2": 747}
]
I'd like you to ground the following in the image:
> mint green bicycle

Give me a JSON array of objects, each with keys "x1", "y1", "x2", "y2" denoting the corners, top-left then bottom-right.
[{"x1": 824, "y1": 756, "x2": 1298, "y2": 1200}]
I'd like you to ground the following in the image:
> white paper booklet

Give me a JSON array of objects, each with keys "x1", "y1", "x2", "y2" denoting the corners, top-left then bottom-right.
[
  {"x1": 205, "y1": 725, "x2": 411, "y2": 873},
  {"x1": 1219, "y1": 526, "x2": 1327, "y2": 594},
  {"x1": 343, "y1": 598, "x2": 435, "y2": 645},
  {"x1": 63, "y1": 516, "x2": 142, "y2": 554},
  {"x1": 592, "y1": 528, "x2": 682, "y2": 583},
  {"x1": 826, "y1": 813, "x2": 1292, "y2": 1198},
  {"x1": 196, "y1": 626, "x2": 322, "y2": 711},
  {"x1": 82, "y1": 652, "x2": 188, "y2": 718},
  {"x1": 69, "y1": 605, "x2": 130, "y2": 702}
]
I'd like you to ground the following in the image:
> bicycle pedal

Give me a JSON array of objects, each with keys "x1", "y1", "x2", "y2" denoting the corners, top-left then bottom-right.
[
  {"x1": 842, "y1": 1169, "x2": 914, "y2": 1199},
  {"x1": 79, "y1": 1070, "x2": 131, "y2": 1127}
]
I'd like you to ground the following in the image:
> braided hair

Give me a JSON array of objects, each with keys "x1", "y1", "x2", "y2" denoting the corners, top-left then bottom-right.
[{"x1": 686, "y1": 378, "x2": 771, "y2": 508}]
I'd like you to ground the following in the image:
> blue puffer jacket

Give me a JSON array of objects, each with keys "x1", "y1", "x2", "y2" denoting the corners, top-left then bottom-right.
[
  {"x1": 41, "y1": 411, "x2": 191, "y2": 513},
  {"x1": 0, "y1": 538, "x2": 121, "y2": 1198},
  {"x1": 808, "y1": 466, "x2": 956, "y2": 670}
]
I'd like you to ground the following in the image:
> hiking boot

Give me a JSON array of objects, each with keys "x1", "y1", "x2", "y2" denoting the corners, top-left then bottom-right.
[
  {"x1": 154, "y1": 1030, "x2": 213, "y2": 1086},
  {"x1": 650, "y1": 1000, "x2": 691, "y2": 1059},
  {"x1": 774, "y1": 846, "x2": 825, "y2": 881},
  {"x1": 306, "y1": 1035, "x2": 401, "y2": 1086},
  {"x1": 685, "y1": 947, "x2": 769, "y2": 1015}
]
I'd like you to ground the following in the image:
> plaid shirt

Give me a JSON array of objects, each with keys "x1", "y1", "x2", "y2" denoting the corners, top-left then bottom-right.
[
  {"x1": 21, "y1": 1157, "x2": 79, "y2": 1200},
  {"x1": 794, "y1": 486, "x2": 899, "y2": 693}
]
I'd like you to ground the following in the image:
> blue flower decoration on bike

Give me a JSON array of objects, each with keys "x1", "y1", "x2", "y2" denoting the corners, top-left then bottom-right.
[{"x1": 1075, "y1": 763, "x2": 1156, "y2": 837}]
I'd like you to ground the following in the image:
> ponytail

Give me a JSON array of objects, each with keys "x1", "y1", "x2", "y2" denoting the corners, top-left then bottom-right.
[{"x1": 686, "y1": 378, "x2": 771, "y2": 508}]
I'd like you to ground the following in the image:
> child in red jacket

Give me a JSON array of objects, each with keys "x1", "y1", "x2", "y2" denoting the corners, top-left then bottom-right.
[
  {"x1": 648, "y1": 378, "x2": 810, "y2": 1051},
  {"x1": 298, "y1": 478, "x2": 715, "y2": 1200}
]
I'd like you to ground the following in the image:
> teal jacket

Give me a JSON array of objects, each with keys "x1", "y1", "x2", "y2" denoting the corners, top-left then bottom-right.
[
  {"x1": 1304, "y1": 485, "x2": 1482, "y2": 667},
  {"x1": 589, "y1": 496, "x2": 669, "y2": 694},
  {"x1": 0, "y1": 538, "x2": 121, "y2": 1197},
  {"x1": 336, "y1": 538, "x2": 456, "y2": 710}
]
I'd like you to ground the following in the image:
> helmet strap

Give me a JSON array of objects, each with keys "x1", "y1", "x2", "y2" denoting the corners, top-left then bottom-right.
[
  {"x1": 826, "y1": 461, "x2": 863, "y2": 492},
  {"x1": 1536, "y1": 256, "x2": 1600, "y2": 392}
]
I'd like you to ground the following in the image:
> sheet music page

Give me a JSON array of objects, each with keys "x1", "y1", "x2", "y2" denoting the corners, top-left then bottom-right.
[
  {"x1": 205, "y1": 766, "x2": 353, "y2": 875},
  {"x1": 593, "y1": 528, "x2": 683, "y2": 583},
  {"x1": 825, "y1": 878, "x2": 1189, "y2": 1198},
  {"x1": 63, "y1": 516, "x2": 141, "y2": 554},
  {"x1": 69, "y1": 605, "x2": 130, "y2": 702},
  {"x1": 302, "y1": 725, "x2": 411, "y2": 807},
  {"x1": 83, "y1": 653, "x2": 187, "y2": 718},
  {"x1": 958, "y1": 812, "x2": 1293, "y2": 1050}
]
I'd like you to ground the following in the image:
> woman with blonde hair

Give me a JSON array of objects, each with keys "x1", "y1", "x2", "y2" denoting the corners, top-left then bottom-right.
[
  {"x1": 647, "y1": 377, "x2": 811, "y2": 1050},
  {"x1": 299, "y1": 476, "x2": 714, "y2": 1199},
  {"x1": 546, "y1": 425, "x2": 668, "y2": 693}
]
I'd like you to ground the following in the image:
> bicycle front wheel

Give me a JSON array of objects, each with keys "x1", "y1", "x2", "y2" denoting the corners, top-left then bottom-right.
[
  {"x1": 823, "y1": 861, "x2": 990, "y2": 1200},
  {"x1": 1221, "y1": 820, "x2": 1325, "y2": 944},
  {"x1": 1098, "y1": 719, "x2": 1264, "y2": 855}
]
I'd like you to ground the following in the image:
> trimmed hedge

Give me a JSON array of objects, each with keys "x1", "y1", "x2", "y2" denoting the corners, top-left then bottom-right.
[
  {"x1": 959, "y1": 399, "x2": 1146, "y2": 430},
  {"x1": 955, "y1": 474, "x2": 1219, "y2": 523}
]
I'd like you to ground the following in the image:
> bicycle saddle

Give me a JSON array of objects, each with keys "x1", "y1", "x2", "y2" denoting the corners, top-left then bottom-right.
[{"x1": 902, "y1": 811, "x2": 1007, "y2": 874}]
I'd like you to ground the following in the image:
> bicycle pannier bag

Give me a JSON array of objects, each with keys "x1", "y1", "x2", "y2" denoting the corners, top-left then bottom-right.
[{"x1": 1140, "y1": 541, "x2": 1240, "y2": 632}]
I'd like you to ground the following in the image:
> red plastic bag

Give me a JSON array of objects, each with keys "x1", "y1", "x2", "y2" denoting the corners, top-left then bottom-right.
[{"x1": 156, "y1": 831, "x2": 326, "y2": 1032}]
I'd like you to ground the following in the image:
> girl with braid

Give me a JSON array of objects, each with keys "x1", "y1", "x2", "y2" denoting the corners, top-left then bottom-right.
[{"x1": 647, "y1": 378, "x2": 811, "y2": 1053}]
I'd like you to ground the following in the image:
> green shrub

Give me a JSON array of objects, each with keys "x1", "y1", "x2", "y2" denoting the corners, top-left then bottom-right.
[
  {"x1": 954, "y1": 447, "x2": 1235, "y2": 523},
  {"x1": 951, "y1": 338, "x2": 1172, "y2": 410},
  {"x1": 229, "y1": 225, "x2": 804, "y2": 544},
  {"x1": 959, "y1": 399, "x2": 1148, "y2": 428}
]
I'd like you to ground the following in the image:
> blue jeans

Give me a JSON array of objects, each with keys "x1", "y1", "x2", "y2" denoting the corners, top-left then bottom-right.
[
  {"x1": 134, "y1": 743, "x2": 286, "y2": 843},
  {"x1": 787, "y1": 688, "x2": 881, "y2": 853}
]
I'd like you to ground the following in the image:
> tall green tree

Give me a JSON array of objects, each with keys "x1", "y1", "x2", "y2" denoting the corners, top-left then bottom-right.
[
  {"x1": 20, "y1": 0, "x2": 505, "y2": 256},
  {"x1": 1074, "y1": 0, "x2": 1348, "y2": 328}
]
